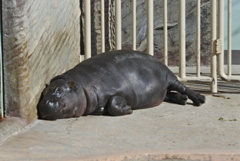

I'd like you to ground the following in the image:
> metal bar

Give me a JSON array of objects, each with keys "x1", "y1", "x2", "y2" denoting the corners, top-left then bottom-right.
[
  {"x1": 132, "y1": 0, "x2": 136, "y2": 50},
  {"x1": 0, "y1": 12, "x2": 4, "y2": 118},
  {"x1": 147, "y1": 0, "x2": 154, "y2": 55},
  {"x1": 101, "y1": 0, "x2": 105, "y2": 53},
  {"x1": 179, "y1": 0, "x2": 186, "y2": 79},
  {"x1": 210, "y1": 0, "x2": 217, "y2": 93},
  {"x1": 115, "y1": 0, "x2": 122, "y2": 50},
  {"x1": 227, "y1": 0, "x2": 232, "y2": 76},
  {"x1": 217, "y1": 0, "x2": 226, "y2": 79},
  {"x1": 178, "y1": 76, "x2": 213, "y2": 82},
  {"x1": 196, "y1": 0, "x2": 201, "y2": 77},
  {"x1": 163, "y1": 0, "x2": 168, "y2": 65},
  {"x1": 84, "y1": 0, "x2": 91, "y2": 59}
]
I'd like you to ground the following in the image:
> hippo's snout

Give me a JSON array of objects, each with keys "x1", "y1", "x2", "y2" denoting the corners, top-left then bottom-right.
[
  {"x1": 38, "y1": 99, "x2": 62, "y2": 120},
  {"x1": 45, "y1": 100, "x2": 60, "y2": 111}
]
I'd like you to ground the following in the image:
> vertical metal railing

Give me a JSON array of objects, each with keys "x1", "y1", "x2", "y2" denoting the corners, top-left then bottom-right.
[
  {"x1": 217, "y1": 0, "x2": 226, "y2": 80},
  {"x1": 0, "y1": 1, "x2": 4, "y2": 118},
  {"x1": 178, "y1": 0, "x2": 186, "y2": 79},
  {"x1": 163, "y1": 0, "x2": 168, "y2": 65},
  {"x1": 227, "y1": 0, "x2": 232, "y2": 76},
  {"x1": 210, "y1": 0, "x2": 218, "y2": 93},
  {"x1": 196, "y1": 0, "x2": 201, "y2": 78},
  {"x1": 176, "y1": 1, "x2": 212, "y2": 83},
  {"x1": 84, "y1": 0, "x2": 91, "y2": 59},
  {"x1": 101, "y1": 0, "x2": 105, "y2": 53},
  {"x1": 115, "y1": 0, "x2": 122, "y2": 50},
  {"x1": 147, "y1": 0, "x2": 154, "y2": 55},
  {"x1": 132, "y1": 0, "x2": 136, "y2": 50}
]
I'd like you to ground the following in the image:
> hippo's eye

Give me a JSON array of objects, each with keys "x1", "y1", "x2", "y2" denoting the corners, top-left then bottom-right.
[
  {"x1": 54, "y1": 87, "x2": 64, "y2": 98},
  {"x1": 56, "y1": 87, "x2": 63, "y2": 92}
]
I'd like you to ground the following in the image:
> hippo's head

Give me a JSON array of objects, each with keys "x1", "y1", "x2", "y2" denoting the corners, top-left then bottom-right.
[{"x1": 37, "y1": 79, "x2": 86, "y2": 120}]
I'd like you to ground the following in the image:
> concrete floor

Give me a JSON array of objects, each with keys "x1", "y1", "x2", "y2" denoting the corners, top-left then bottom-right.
[{"x1": 0, "y1": 93, "x2": 240, "y2": 161}]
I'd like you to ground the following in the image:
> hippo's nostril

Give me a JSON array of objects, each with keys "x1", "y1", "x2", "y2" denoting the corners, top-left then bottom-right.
[
  {"x1": 47, "y1": 101, "x2": 54, "y2": 107},
  {"x1": 45, "y1": 100, "x2": 59, "y2": 110}
]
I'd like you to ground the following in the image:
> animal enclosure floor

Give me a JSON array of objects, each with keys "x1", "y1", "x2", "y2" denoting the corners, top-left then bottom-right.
[{"x1": 0, "y1": 94, "x2": 240, "y2": 161}]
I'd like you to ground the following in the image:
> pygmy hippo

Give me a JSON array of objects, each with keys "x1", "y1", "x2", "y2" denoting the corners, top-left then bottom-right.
[{"x1": 37, "y1": 50, "x2": 205, "y2": 120}]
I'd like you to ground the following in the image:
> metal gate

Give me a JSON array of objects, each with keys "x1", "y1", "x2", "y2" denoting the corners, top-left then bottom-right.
[{"x1": 82, "y1": 0, "x2": 240, "y2": 93}]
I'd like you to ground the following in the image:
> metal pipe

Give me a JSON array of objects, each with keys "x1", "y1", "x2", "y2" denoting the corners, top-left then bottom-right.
[
  {"x1": 196, "y1": 0, "x2": 201, "y2": 77},
  {"x1": 210, "y1": 0, "x2": 217, "y2": 93},
  {"x1": 0, "y1": 17, "x2": 4, "y2": 117},
  {"x1": 132, "y1": 0, "x2": 136, "y2": 50},
  {"x1": 84, "y1": 0, "x2": 91, "y2": 59},
  {"x1": 217, "y1": 0, "x2": 240, "y2": 81},
  {"x1": 115, "y1": 0, "x2": 122, "y2": 50},
  {"x1": 163, "y1": 0, "x2": 168, "y2": 65},
  {"x1": 101, "y1": 0, "x2": 105, "y2": 53},
  {"x1": 147, "y1": 0, "x2": 154, "y2": 55},
  {"x1": 217, "y1": 0, "x2": 226, "y2": 79},
  {"x1": 178, "y1": 76, "x2": 212, "y2": 82},
  {"x1": 179, "y1": 0, "x2": 186, "y2": 79},
  {"x1": 227, "y1": 0, "x2": 232, "y2": 76}
]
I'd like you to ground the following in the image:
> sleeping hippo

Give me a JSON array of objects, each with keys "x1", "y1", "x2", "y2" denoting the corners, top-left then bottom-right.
[{"x1": 37, "y1": 50, "x2": 205, "y2": 120}]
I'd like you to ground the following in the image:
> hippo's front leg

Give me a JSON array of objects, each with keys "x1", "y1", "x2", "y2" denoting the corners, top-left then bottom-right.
[
  {"x1": 106, "y1": 96, "x2": 133, "y2": 116},
  {"x1": 90, "y1": 107, "x2": 107, "y2": 115}
]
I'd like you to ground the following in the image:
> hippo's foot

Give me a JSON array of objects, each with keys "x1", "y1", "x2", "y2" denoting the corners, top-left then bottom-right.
[
  {"x1": 185, "y1": 88, "x2": 205, "y2": 106},
  {"x1": 164, "y1": 91, "x2": 188, "y2": 105},
  {"x1": 107, "y1": 96, "x2": 133, "y2": 116},
  {"x1": 168, "y1": 80, "x2": 206, "y2": 106}
]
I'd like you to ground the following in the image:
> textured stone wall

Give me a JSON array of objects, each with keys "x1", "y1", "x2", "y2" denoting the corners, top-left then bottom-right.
[
  {"x1": 90, "y1": 0, "x2": 211, "y2": 66},
  {"x1": 2, "y1": 0, "x2": 80, "y2": 122},
  {"x1": 121, "y1": 0, "x2": 211, "y2": 66}
]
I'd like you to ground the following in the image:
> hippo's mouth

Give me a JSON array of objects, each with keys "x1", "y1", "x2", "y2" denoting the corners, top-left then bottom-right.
[
  {"x1": 38, "y1": 112, "x2": 61, "y2": 120},
  {"x1": 38, "y1": 104, "x2": 79, "y2": 120}
]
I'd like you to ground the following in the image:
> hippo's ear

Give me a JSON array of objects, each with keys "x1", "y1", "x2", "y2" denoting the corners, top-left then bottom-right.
[
  {"x1": 41, "y1": 84, "x2": 49, "y2": 95},
  {"x1": 67, "y1": 81, "x2": 76, "y2": 90},
  {"x1": 68, "y1": 81, "x2": 75, "y2": 87}
]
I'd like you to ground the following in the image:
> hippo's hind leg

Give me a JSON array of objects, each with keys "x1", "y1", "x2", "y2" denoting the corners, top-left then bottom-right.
[
  {"x1": 168, "y1": 80, "x2": 205, "y2": 106},
  {"x1": 164, "y1": 91, "x2": 188, "y2": 105},
  {"x1": 106, "y1": 96, "x2": 133, "y2": 116}
]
